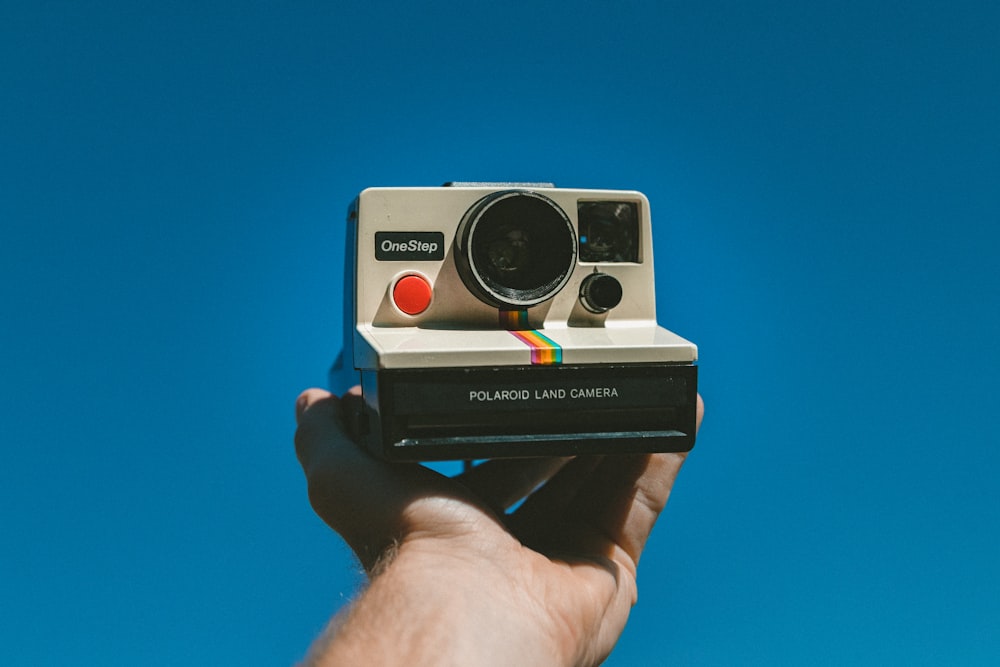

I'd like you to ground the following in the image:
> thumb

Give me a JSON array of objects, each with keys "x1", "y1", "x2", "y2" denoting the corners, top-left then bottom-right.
[{"x1": 294, "y1": 388, "x2": 455, "y2": 571}]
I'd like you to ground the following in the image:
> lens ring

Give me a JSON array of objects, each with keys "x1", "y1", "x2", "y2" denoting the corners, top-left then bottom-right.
[{"x1": 456, "y1": 191, "x2": 577, "y2": 308}]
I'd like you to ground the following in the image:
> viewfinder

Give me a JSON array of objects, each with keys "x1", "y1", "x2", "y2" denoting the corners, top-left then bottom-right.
[{"x1": 578, "y1": 201, "x2": 640, "y2": 263}]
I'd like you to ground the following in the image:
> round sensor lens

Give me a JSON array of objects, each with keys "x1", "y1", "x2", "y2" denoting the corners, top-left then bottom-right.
[{"x1": 456, "y1": 191, "x2": 577, "y2": 308}]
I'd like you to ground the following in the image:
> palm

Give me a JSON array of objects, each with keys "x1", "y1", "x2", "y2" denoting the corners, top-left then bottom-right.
[{"x1": 397, "y1": 454, "x2": 682, "y2": 665}]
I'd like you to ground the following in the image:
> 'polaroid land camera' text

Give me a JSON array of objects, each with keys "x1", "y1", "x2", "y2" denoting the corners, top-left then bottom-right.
[{"x1": 332, "y1": 183, "x2": 698, "y2": 461}]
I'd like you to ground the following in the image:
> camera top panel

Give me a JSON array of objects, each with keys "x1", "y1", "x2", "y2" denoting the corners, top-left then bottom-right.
[{"x1": 351, "y1": 185, "x2": 659, "y2": 331}]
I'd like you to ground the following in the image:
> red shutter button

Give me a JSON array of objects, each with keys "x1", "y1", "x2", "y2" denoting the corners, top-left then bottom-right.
[{"x1": 392, "y1": 275, "x2": 432, "y2": 315}]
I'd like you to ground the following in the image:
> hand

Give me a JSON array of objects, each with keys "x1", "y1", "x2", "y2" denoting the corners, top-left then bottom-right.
[{"x1": 294, "y1": 387, "x2": 704, "y2": 667}]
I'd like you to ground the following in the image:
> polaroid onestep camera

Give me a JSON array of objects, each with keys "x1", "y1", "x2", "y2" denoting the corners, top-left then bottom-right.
[{"x1": 332, "y1": 183, "x2": 698, "y2": 461}]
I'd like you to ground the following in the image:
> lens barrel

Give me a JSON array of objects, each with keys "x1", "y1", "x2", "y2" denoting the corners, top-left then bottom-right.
[{"x1": 455, "y1": 191, "x2": 577, "y2": 308}]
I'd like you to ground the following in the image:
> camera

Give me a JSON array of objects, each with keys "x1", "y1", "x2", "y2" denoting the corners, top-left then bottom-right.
[{"x1": 331, "y1": 183, "x2": 698, "y2": 461}]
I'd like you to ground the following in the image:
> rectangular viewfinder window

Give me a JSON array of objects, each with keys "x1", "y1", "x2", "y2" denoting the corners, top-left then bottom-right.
[{"x1": 577, "y1": 201, "x2": 640, "y2": 263}]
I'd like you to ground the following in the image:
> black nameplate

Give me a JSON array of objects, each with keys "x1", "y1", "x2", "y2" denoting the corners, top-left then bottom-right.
[
  {"x1": 387, "y1": 365, "x2": 693, "y2": 415},
  {"x1": 375, "y1": 232, "x2": 446, "y2": 261}
]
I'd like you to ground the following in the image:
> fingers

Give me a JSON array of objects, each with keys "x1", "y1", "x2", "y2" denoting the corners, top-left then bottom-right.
[
  {"x1": 507, "y1": 456, "x2": 604, "y2": 539},
  {"x1": 294, "y1": 388, "x2": 367, "y2": 480},
  {"x1": 454, "y1": 457, "x2": 572, "y2": 512},
  {"x1": 294, "y1": 389, "x2": 340, "y2": 470},
  {"x1": 510, "y1": 453, "x2": 684, "y2": 569},
  {"x1": 566, "y1": 452, "x2": 687, "y2": 572},
  {"x1": 514, "y1": 393, "x2": 705, "y2": 569},
  {"x1": 565, "y1": 393, "x2": 703, "y2": 569}
]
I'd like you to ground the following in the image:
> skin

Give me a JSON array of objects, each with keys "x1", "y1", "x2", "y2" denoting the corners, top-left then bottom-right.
[{"x1": 294, "y1": 387, "x2": 704, "y2": 667}]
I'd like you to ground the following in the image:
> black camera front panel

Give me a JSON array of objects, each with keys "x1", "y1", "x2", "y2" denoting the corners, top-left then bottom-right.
[{"x1": 360, "y1": 363, "x2": 698, "y2": 461}]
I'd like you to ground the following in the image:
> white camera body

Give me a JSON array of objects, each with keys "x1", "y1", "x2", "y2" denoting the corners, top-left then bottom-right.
[{"x1": 334, "y1": 183, "x2": 698, "y2": 461}]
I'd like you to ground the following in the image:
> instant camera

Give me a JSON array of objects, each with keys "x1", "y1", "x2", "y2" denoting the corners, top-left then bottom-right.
[{"x1": 332, "y1": 183, "x2": 698, "y2": 461}]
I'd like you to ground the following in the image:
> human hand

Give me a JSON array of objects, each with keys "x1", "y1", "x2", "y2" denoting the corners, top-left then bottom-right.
[{"x1": 295, "y1": 387, "x2": 704, "y2": 667}]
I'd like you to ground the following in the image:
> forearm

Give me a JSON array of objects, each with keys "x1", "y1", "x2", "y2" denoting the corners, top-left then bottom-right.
[{"x1": 303, "y1": 549, "x2": 571, "y2": 667}]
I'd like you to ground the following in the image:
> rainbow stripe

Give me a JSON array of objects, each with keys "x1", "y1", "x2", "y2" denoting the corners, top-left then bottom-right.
[
  {"x1": 499, "y1": 309, "x2": 529, "y2": 330},
  {"x1": 500, "y1": 309, "x2": 562, "y2": 365}
]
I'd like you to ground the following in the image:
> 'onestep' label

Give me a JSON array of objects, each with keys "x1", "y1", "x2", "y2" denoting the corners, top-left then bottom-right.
[{"x1": 375, "y1": 232, "x2": 446, "y2": 261}]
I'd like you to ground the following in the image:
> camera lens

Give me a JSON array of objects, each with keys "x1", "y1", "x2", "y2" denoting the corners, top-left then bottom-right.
[{"x1": 456, "y1": 191, "x2": 577, "y2": 308}]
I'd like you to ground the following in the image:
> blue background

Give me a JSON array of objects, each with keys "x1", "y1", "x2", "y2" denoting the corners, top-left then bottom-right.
[{"x1": 2, "y1": 2, "x2": 997, "y2": 664}]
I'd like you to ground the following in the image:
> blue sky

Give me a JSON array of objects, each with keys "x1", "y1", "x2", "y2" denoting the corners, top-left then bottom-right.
[{"x1": 2, "y1": 2, "x2": 998, "y2": 664}]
